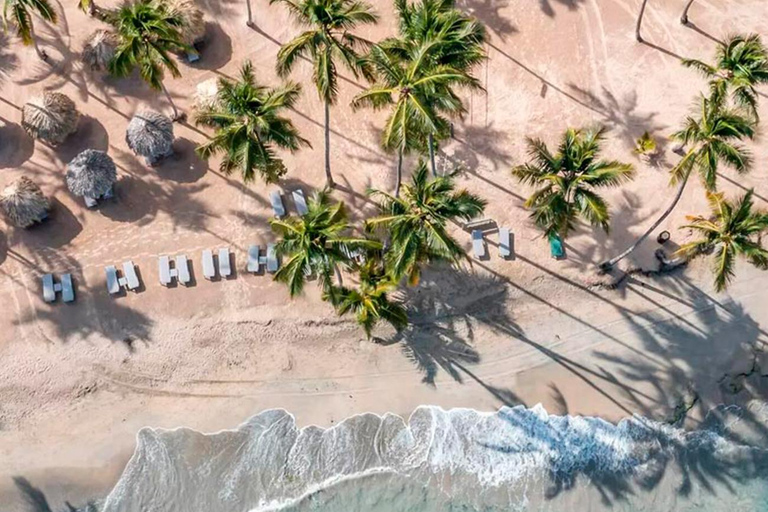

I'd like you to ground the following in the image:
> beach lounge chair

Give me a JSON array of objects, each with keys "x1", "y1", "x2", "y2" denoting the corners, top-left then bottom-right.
[
  {"x1": 202, "y1": 249, "x2": 216, "y2": 280},
  {"x1": 42, "y1": 274, "x2": 55, "y2": 303},
  {"x1": 84, "y1": 195, "x2": 98, "y2": 208},
  {"x1": 176, "y1": 255, "x2": 191, "y2": 285},
  {"x1": 247, "y1": 245, "x2": 260, "y2": 273},
  {"x1": 61, "y1": 274, "x2": 74, "y2": 303},
  {"x1": 270, "y1": 191, "x2": 286, "y2": 218},
  {"x1": 499, "y1": 228, "x2": 512, "y2": 259},
  {"x1": 266, "y1": 243, "x2": 279, "y2": 273},
  {"x1": 218, "y1": 248, "x2": 231, "y2": 277},
  {"x1": 293, "y1": 189, "x2": 309, "y2": 216},
  {"x1": 549, "y1": 234, "x2": 565, "y2": 259},
  {"x1": 123, "y1": 261, "x2": 140, "y2": 290},
  {"x1": 159, "y1": 255, "x2": 172, "y2": 286},
  {"x1": 106, "y1": 265, "x2": 120, "y2": 294},
  {"x1": 472, "y1": 230, "x2": 486, "y2": 259}
]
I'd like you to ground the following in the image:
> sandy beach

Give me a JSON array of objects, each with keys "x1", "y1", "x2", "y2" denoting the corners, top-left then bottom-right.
[{"x1": 1, "y1": 0, "x2": 768, "y2": 509}]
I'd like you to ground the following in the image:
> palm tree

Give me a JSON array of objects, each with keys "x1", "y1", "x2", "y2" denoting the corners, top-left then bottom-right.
[
  {"x1": 271, "y1": 0, "x2": 377, "y2": 188},
  {"x1": 324, "y1": 255, "x2": 408, "y2": 339},
  {"x1": 77, "y1": 0, "x2": 105, "y2": 18},
  {"x1": 680, "y1": 0, "x2": 695, "y2": 25},
  {"x1": 675, "y1": 190, "x2": 768, "y2": 292},
  {"x1": 107, "y1": 0, "x2": 188, "y2": 119},
  {"x1": 352, "y1": 44, "x2": 478, "y2": 197},
  {"x1": 635, "y1": 0, "x2": 648, "y2": 43},
  {"x1": 2, "y1": 0, "x2": 57, "y2": 59},
  {"x1": 270, "y1": 189, "x2": 381, "y2": 297},
  {"x1": 366, "y1": 160, "x2": 486, "y2": 285},
  {"x1": 682, "y1": 34, "x2": 768, "y2": 119},
  {"x1": 195, "y1": 61, "x2": 310, "y2": 184},
  {"x1": 513, "y1": 127, "x2": 635, "y2": 240},
  {"x1": 601, "y1": 97, "x2": 755, "y2": 270},
  {"x1": 388, "y1": 0, "x2": 486, "y2": 175}
]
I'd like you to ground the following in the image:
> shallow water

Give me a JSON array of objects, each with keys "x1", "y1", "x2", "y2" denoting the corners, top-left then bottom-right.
[{"x1": 99, "y1": 405, "x2": 768, "y2": 512}]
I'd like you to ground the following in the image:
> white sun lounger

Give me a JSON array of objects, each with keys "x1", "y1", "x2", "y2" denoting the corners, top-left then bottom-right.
[
  {"x1": 270, "y1": 191, "x2": 286, "y2": 218},
  {"x1": 106, "y1": 265, "x2": 120, "y2": 294},
  {"x1": 61, "y1": 274, "x2": 74, "y2": 302},
  {"x1": 159, "y1": 255, "x2": 172, "y2": 286},
  {"x1": 472, "y1": 230, "x2": 486, "y2": 259},
  {"x1": 202, "y1": 249, "x2": 216, "y2": 280},
  {"x1": 293, "y1": 189, "x2": 309, "y2": 216},
  {"x1": 247, "y1": 245, "x2": 260, "y2": 273},
  {"x1": 499, "y1": 228, "x2": 512, "y2": 259},
  {"x1": 218, "y1": 248, "x2": 231, "y2": 277},
  {"x1": 123, "y1": 261, "x2": 140, "y2": 290},
  {"x1": 176, "y1": 255, "x2": 191, "y2": 285},
  {"x1": 266, "y1": 243, "x2": 279, "y2": 273},
  {"x1": 84, "y1": 195, "x2": 98, "y2": 208},
  {"x1": 42, "y1": 274, "x2": 55, "y2": 303}
]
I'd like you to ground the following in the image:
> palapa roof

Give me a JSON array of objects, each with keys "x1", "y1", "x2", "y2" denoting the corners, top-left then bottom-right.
[
  {"x1": 126, "y1": 110, "x2": 174, "y2": 159},
  {"x1": 194, "y1": 78, "x2": 219, "y2": 111},
  {"x1": 66, "y1": 149, "x2": 117, "y2": 198},
  {"x1": 168, "y1": 0, "x2": 206, "y2": 45},
  {"x1": 22, "y1": 92, "x2": 80, "y2": 146},
  {"x1": 0, "y1": 176, "x2": 49, "y2": 228},
  {"x1": 81, "y1": 29, "x2": 119, "y2": 71}
]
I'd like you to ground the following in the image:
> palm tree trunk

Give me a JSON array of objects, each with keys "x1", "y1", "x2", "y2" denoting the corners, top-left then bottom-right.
[
  {"x1": 334, "y1": 265, "x2": 343, "y2": 287},
  {"x1": 428, "y1": 133, "x2": 437, "y2": 177},
  {"x1": 162, "y1": 83, "x2": 180, "y2": 120},
  {"x1": 324, "y1": 101, "x2": 334, "y2": 188},
  {"x1": 635, "y1": 0, "x2": 649, "y2": 43},
  {"x1": 245, "y1": 0, "x2": 255, "y2": 27},
  {"x1": 600, "y1": 172, "x2": 690, "y2": 271},
  {"x1": 680, "y1": 0, "x2": 695, "y2": 24},
  {"x1": 395, "y1": 150, "x2": 403, "y2": 198},
  {"x1": 88, "y1": 0, "x2": 97, "y2": 16}
]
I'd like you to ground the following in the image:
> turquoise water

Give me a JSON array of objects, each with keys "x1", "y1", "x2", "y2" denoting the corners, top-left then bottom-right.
[{"x1": 100, "y1": 405, "x2": 768, "y2": 512}]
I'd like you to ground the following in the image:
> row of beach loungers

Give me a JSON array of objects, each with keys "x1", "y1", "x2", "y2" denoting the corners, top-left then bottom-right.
[
  {"x1": 469, "y1": 226, "x2": 564, "y2": 260},
  {"x1": 271, "y1": 188, "x2": 308, "y2": 218},
  {"x1": 41, "y1": 245, "x2": 282, "y2": 303}
]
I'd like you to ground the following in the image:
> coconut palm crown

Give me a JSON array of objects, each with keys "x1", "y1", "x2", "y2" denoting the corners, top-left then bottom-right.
[
  {"x1": 512, "y1": 126, "x2": 635, "y2": 239},
  {"x1": 324, "y1": 255, "x2": 408, "y2": 339},
  {"x1": 682, "y1": 34, "x2": 768, "y2": 118},
  {"x1": 271, "y1": 0, "x2": 378, "y2": 187},
  {"x1": 675, "y1": 189, "x2": 768, "y2": 292},
  {"x1": 2, "y1": 0, "x2": 57, "y2": 55},
  {"x1": 270, "y1": 189, "x2": 381, "y2": 297},
  {"x1": 365, "y1": 160, "x2": 486, "y2": 286},
  {"x1": 106, "y1": 0, "x2": 188, "y2": 117},
  {"x1": 195, "y1": 60, "x2": 310, "y2": 184},
  {"x1": 352, "y1": 44, "x2": 479, "y2": 196},
  {"x1": 670, "y1": 95, "x2": 756, "y2": 191}
]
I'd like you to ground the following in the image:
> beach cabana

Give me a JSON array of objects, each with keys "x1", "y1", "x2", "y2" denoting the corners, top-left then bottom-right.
[
  {"x1": 81, "y1": 29, "x2": 119, "y2": 71},
  {"x1": 168, "y1": 0, "x2": 206, "y2": 61},
  {"x1": 66, "y1": 150, "x2": 117, "y2": 207},
  {"x1": 126, "y1": 110, "x2": 174, "y2": 166},
  {"x1": 22, "y1": 92, "x2": 80, "y2": 147},
  {"x1": 0, "y1": 177, "x2": 50, "y2": 228}
]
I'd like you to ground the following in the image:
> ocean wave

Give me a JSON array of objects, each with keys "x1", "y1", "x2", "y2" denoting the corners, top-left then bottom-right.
[{"x1": 101, "y1": 405, "x2": 768, "y2": 512}]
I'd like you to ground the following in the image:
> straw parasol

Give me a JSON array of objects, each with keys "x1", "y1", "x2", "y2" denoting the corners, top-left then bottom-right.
[
  {"x1": 126, "y1": 110, "x2": 175, "y2": 165},
  {"x1": 22, "y1": 92, "x2": 80, "y2": 147},
  {"x1": 168, "y1": 0, "x2": 206, "y2": 46},
  {"x1": 0, "y1": 177, "x2": 50, "y2": 228},
  {"x1": 66, "y1": 150, "x2": 117, "y2": 199},
  {"x1": 194, "y1": 78, "x2": 219, "y2": 111},
  {"x1": 81, "y1": 29, "x2": 119, "y2": 71}
]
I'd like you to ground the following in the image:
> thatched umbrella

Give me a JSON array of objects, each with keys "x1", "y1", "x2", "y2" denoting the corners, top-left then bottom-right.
[
  {"x1": 194, "y1": 78, "x2": 219, "y2": 111},
  {"x1": 66, "y1": 150, "x2": 117, "y2": 203},
  {"x1": 0, "y1": 177, "x2": 50, "y2": 228},
  {"x1": 126, "y1": 110, "x2": 174, "y2": 165},
  {"x1": 22, "y1": 92, "x2": 80, "y2": 147},
  {"x1": 168, "y1": 0, "x2": 206, "y2": 52},
  {"x1": 81, "y1": 29, "x2": 119, "y2": 71}
]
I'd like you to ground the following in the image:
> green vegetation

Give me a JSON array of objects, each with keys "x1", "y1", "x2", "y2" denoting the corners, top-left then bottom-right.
[
  {"x1": 675, "y1": 190, "x2": 768, "y2": 291},
  {"x1": 2, "y1": 0, "x2": 57, "y2": 58},
  {"x1": 272, "y1": 0, "x2": 378, "y2": 187},
  {"x1": 194, "y1": 61, "x2": 310, "y2": 184},
  {"x1": 106, "y1": 0, "x2": 188, "y2": 118},
  {"x1": 365, "y1": 160, "x2": 486, "y2": 285},
  {"x1": 513, "y1": 127, "x2": 635, "y2": 240}
]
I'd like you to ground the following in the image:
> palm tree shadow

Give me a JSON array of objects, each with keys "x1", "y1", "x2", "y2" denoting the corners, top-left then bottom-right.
[
  {"x1": 537, "y1": 0, "x2": 585, "y2": 18},
  {"x1": 455, "y1": 0, "x2": 518, "y2": 38}
]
